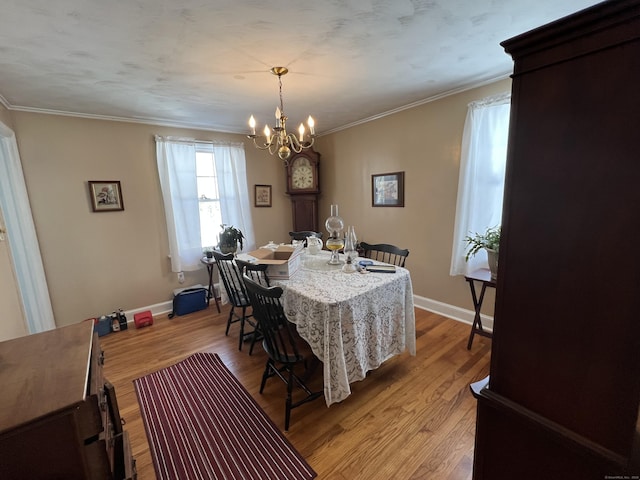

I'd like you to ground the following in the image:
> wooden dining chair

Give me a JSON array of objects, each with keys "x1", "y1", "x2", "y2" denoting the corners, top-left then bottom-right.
[
  {"x1": 235, "y1": 259, "x2": 270, "y2": 354},
  {"x1": 213, "y1": 251, "x2": 260, "y2": 354},
  {"x1": 359, "y1": 242, "x2": 409, "y2": 267},
  {"x1": 242, "y1": 275, "x2": 323, "y2": 431},
  {"x1": 289, "y1": 231, "x2": 322, "y2": 247}
]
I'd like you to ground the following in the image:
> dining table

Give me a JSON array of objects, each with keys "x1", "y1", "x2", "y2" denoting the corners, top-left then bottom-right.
[{"x1": 274, "y1": 250, "x2": 416, "y2": 406}]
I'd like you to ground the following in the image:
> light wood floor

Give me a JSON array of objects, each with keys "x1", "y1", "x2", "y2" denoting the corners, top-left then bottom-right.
[{"x1": 100, "y1": 305, "x2": 491, "y2": 479}]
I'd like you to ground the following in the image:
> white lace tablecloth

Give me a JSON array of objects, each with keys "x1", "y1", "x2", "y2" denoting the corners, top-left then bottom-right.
[{"x1": 275, "y1": 251, "x2": 416, "y2": 406}]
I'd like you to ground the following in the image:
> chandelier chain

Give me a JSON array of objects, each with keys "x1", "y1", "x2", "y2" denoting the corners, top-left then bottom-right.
[{"x1": 278, "y1": 74, "x2": 285, "y2": 115}]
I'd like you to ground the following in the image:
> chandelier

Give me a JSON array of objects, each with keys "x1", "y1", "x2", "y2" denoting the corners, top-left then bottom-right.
[{"x1": 247, "y1": 67, "x2": 316, "y2": 163}]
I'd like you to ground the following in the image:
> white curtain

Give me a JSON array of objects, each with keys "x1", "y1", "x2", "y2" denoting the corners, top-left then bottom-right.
[
  {"x1": 155, "y1": 137, "x2": 203, "y2": 272},
  {"x1": 450, "y1": 93, "x2": 510, "y2": 276},
  {"x1": 155, "y1": 136, "x2": 255, "y2": 273},
  {"x1": 212, "y1": 142, "x2": 256, "y2": 252},
  {"x1": 0, "y1": 122, "x2": 55, "y2": 333}
]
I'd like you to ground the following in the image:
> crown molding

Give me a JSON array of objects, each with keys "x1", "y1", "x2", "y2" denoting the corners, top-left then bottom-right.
[
  {"x1": 4, "y1": 105, "x2": 240, "y2": 133},
  {"x1": 320, "y1": 72, "x2": 512, "y2": 136},
  {"x1": 1, "y1": 72, "x2": 511, "y2": 135}
]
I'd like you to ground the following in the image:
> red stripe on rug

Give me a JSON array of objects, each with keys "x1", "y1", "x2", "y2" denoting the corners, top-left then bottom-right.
[{"x1": 134, "y1": 352, "x2": 317, "y2": 480}]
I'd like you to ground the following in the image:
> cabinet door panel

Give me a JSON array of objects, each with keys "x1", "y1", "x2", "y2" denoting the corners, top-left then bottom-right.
[
  {"x1": 0, "y1": 413, "x2": 87, "y2": 479},
  {"x1": 76, "y1": 394, "x2": 104, "y2": 441},
  {"x1": 84, "y1": 439, "x2": 112, "y2": 480},
  {"x1": 291, "y1": 195, "x2": 319, "y2": 232}
]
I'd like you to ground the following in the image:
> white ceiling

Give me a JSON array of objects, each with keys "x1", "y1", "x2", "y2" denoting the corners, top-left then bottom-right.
[{"x1": 0, "y1": 0, "x2": 601, "y2": 135}]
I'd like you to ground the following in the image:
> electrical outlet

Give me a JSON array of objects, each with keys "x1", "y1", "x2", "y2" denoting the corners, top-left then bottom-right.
[{"x1": 177, "y1": 272, "x2": 185, "y2": 284}]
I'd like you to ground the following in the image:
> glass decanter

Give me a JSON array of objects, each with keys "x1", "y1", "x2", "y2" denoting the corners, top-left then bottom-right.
[
  {"x1": 342, "y1": 225, "x2": 358, "y2": 273},
  {"x1": 325, "y1": 204, "x2": 344, "y2": 265}
]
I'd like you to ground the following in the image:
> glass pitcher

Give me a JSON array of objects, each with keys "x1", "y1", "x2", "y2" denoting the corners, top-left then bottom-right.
[{"x1": 306, "y1": 236, "x2": 323, "y2": 255}]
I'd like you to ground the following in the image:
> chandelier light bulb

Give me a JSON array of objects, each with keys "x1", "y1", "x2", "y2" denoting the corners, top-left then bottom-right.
[
  {"x1": 298, "y1": 123, "x2": 305, "y2": 141},
  {"x1": 264, "y1": 125, "x2": 271, "y2": 138},
  {"x1": 307, "y1": 116, "x2": 315, "y2": 135},
  {"x1": 249, "y1": 115, "x2": 256, "y2": 135}
]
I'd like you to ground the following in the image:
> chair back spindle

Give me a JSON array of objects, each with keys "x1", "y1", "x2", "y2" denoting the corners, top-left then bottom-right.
[
  {"x1": 359, "y1": 242, "x2": 409, "y2": 267},
  {"x1": 243, "y1": 277, "x2": 300, "y2": 362},
  {"x1": 235, "y1": 259, "x2": 271, "y2": 288}
]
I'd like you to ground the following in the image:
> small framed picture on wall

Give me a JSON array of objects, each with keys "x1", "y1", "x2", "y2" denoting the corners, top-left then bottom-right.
[
  {"x1": 88, "y1": 180, "x2": 124, "y2": 212},
  {"x1": 372, "y1": 172, "x2": 404, "y2": 207},
  {"x1": 255, "y1": 184, "x2": 272, "y2": 207}
]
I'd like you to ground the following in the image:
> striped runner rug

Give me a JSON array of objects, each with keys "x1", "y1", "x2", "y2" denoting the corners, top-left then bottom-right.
[{"x1": 134, "y1": 352, "x2": 317, "y2": 480}]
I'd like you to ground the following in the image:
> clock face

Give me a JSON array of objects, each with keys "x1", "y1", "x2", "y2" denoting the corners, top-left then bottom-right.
[{"x1": 291, "y1": 158, "x2": 314, "y2": 189}]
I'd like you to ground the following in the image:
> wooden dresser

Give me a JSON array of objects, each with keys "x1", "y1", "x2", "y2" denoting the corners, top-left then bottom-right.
[
  {"x1": 471, "y1": 1, "x2": 640, "y2": 479},
  {"x1": 0, "y1": 321, "x2": 135, "y2": 479}
]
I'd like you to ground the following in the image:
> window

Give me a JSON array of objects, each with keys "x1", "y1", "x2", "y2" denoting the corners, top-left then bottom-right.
[
  {"x1": 196, "y1": 149, "x2": 222, "y2": 249},
  {"x1": 450, "y1": 93, "x2": 510, "y2": 276},
  {"x1": 155, "y1": 136, "x2": 255, "y2": 273}
]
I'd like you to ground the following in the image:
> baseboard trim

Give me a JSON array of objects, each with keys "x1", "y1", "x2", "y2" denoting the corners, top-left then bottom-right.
[
  {"x1": 412, "y1": 294, "x2": 494, "y2": 332},
  {"x1": 123, "y1": 293, "x2": 493, "y2": 332},
  {"x1": 123, "y1": 301, "x2": 173, "y2": 323},
  {"x1": 122, "y1": 284, "x2": 222, "y2": 325}
]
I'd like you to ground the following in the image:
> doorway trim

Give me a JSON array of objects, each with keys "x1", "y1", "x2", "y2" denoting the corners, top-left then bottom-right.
[{"x1": 0, "y1": 121, "x2": 55, "y2": 333}]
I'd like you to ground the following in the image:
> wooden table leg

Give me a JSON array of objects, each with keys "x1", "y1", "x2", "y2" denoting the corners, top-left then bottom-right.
[
  {"x1": 467, "y1": 280, "x2": 490, "y2": 350},
  {"x1": 205, "y1": 263, "x2": 221, "y2": 313}
]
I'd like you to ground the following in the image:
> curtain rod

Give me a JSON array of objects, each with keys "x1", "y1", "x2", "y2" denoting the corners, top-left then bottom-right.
[{"x1": 468, "y1": 92, "x2": 511, "y2": 109}]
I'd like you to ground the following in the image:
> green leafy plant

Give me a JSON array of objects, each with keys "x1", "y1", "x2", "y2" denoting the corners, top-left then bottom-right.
[
  {"x1": 218, "y1": 224, "x2": 244, "y2": 251},
  {"x1": 464, "y1": 226, "x2": 501, "y2": 261}
]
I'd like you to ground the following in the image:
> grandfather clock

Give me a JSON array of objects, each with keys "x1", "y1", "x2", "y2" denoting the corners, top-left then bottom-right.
[{"x1": 285, "y1": 149, "x2": 320, "y2": 232}]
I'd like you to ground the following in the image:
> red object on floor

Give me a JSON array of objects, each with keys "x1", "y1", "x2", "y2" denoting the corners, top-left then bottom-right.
[{"x1": 134, "y1": 310, "x2": 153, "y2": 329}]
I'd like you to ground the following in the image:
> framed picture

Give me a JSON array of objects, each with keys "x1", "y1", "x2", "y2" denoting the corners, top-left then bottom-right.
[
  {"x1": 88, "y1": 181, "x2": 124, "y2": 212},
  {"x1": 255, "y1": 184, "x2": 272, "y2": 207},
  {"x1": 372, "y1": 171, "x2": 404, "y2": 207}
]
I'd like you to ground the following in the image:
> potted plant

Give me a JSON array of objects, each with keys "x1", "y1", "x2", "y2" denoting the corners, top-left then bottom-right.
[
  {"x1": 464, "y1": 226, "x2": 501, "y2": 280},
  {"x1": 218, "y1": 224, "x2": 244, "y2": 254}
]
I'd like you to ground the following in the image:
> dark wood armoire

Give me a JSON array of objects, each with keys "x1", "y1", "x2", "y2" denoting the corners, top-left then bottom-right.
[{"x1": 471, "y1": 1, "x2": 640, "y2": 479}]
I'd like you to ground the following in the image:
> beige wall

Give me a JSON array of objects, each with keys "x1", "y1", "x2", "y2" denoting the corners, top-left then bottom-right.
[
  {"x1": 316, "y1": 78, "x2": 511, "y2": 313},
  {"x1": 11, "y1": 113, "x2": 292, "y2": 326},
  {"x1": 9, "y1": 77, "x2": 509, "y2": 327}
]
